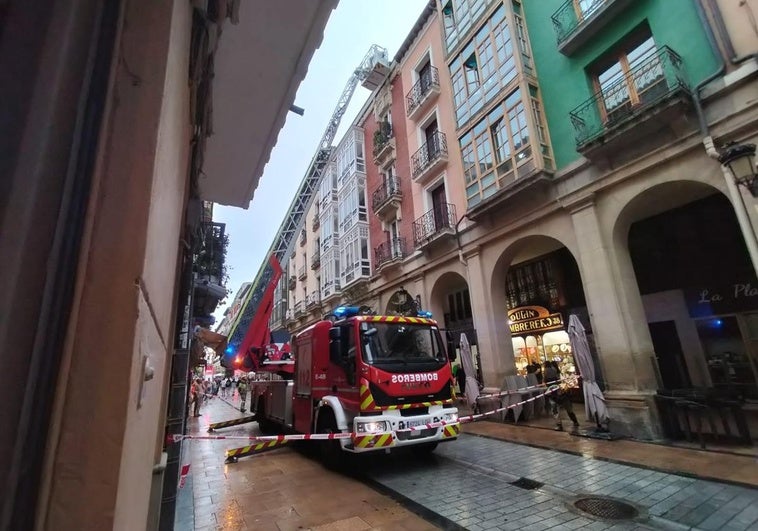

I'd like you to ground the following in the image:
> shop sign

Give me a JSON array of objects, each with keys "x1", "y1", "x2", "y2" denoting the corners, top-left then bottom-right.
[
  {"x1": 684, "y1": 281, "x2": 758, "y2": 318},
  {"x1": 507, "y1": 306, "x2": 564, "y2": 334}
]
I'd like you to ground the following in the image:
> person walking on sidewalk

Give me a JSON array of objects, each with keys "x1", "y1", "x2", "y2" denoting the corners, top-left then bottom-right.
[
  {"x1": 544, "y1": 361, "x2": 579, "y2": 431},
  {"x1": 190, "y1": 378, "x2": 202, "y2": 417},
  {"x1": 238, "y1": 376, "x2": 249, "y2": 413}
]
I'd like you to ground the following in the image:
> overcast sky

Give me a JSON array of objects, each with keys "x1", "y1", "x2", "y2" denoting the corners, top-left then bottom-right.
[{"x1": 212, "y1": 0, "x2": 429, "y2": 322}]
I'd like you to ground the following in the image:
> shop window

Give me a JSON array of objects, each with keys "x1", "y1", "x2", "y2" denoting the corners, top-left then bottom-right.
[
  {"x1": 696, "y1": 316, "x2": 758, "y2": 400},
  {"x1": 447, "y1": 289, "x2": 472, "y2": 325}
]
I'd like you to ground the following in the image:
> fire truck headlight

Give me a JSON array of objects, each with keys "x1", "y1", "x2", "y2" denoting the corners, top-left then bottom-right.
[
  {"x1": 443, "y1": 412, "x2": 458, "y2": 423},
  {"x1": 355, "y1": 420, "x2": 389, "y2": 433}
]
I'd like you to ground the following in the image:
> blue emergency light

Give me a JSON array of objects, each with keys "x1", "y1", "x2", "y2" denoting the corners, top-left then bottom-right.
[
  {"x1": 333, "y1": 306, "x2": 361, "y2": 319},
  {"x1": 225, "y1": 346, "x2": 234, "y2": 355},
  {"x1": 417, "y1": 310, "x2": 433, "y2": 318}
]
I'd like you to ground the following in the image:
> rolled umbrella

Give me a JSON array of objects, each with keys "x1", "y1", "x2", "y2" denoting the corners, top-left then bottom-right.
[
  {"x1": 567, "y1": 314, "x2": 608, "y2": 426},
  {"x1": 459, "y1": 333, "x2": 480, "y2": 409}
]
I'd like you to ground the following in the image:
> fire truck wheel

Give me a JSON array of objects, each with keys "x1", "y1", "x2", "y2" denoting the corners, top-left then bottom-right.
[
  {"x1": 410, "y1": 442, "x2": 438, "y2": 456},
  {"x1": 256, "y1": 397, "x2": 276, "y2": 435},
  {"x1": 316, "y1": 409, "x2": 342, "y2": 469}
]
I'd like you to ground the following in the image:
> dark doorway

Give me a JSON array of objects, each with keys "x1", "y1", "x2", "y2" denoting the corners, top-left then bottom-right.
[
  {"x1": 431, "y1": 183, "x2": 448, "y2": 231},
  {"x1": 425, "y1": 119, "x2": 439, "y2": 157},
  {"x1": 648, "y1": 321, "x2": 691, "y2": 389},
  {"x1": 419, "y1": 61, "x2": 432, "y2": 92}
]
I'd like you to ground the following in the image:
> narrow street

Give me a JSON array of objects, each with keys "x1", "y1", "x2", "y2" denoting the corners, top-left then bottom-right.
[{"x1": 176, "y1": 395, "x2": 758, "y2": 530}]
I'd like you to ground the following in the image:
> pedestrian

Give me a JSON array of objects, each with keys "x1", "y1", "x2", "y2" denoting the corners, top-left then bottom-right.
[
  {"x1": 543, "y1": 361, "x2": 579, "y2": 431},
  {"x1": 221, "y1": 376, "x2": 231, "y2": 397},
  {"x1": 238, "y1": 376, "x2": 248, "y2": 413},
  {"x1": 456, "y1": 364, "x2": 466, "y2": 396},
  {"x1": 189, "y1": 378, "x2": 202, "y2": 417}
]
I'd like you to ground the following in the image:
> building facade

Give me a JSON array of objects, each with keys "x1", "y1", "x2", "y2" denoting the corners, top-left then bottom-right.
[
  {"x1": 0, "y1": 1, "x2": 336, "y2": 529},
  {"x1": 274, "y1": 0, "x2": 758, "y2": 440}
]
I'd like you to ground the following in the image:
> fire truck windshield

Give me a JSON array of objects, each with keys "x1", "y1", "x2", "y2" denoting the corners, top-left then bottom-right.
[{"x1": 360, "y1": 322, "x2": 446, "y2": 367}]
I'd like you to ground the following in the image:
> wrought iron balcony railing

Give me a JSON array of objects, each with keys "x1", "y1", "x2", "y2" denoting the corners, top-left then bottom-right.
[
  {"x1": 310, "y1": 250, "x2": 321, "y2": 270},
  {"x1": 411, "y1": 131, "x2": 448, "y2": 180},
  {"x1": 294, "y1": 300, "x2": 304, "y2": 316},
  {"x1": 298, "y1": 265, "x2": 307, "y2": 280},
  {"x1": 371, "y1": 176, "x2": 402, "y2": 213},
  {"x1": 551, "y1": 0, "x2": 608, "y2": 45},
  {"x1": 306, "y1": 291, "x2": 320, "y2": 308},
  {"x1": 375, "y1": 237, "x2": 407, "y2": 268},
  {"x1": 406, "y1": 66, "x2": 440, "y2": 117},
  {"x1": 412, "y1": 203, "x2": 457, "y2": 247},
  {"x1": 288, "y1": 275, "x2": 297, "y2": 290},
  {"x1": 372, "y1": 121, "x2": 394, "y2": 158},
  {"x1": 569, "y1": 46, "x2": 688, "y2": 148}
]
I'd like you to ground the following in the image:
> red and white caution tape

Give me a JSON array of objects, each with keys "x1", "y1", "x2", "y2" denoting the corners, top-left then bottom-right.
[
  {"x1": 475, "y1": 378, "x2": 574, "y2": 400},
  {"x1": 167, "y1": 385, "x2": 559, "y2": 445}
]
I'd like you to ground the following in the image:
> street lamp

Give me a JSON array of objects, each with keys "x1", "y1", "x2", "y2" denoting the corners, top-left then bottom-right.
[{"x1": 718, "y1": 142, "x2": 758, "y2": 197}]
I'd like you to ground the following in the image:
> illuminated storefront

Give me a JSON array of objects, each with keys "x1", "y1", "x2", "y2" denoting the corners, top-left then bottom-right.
[{"x1": 506, "y1": 248, "x2": 591, "y2": 384}]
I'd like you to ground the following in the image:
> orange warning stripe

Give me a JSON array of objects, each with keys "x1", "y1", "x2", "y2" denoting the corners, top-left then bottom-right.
[
  {"x1": 357, "y1": 316, "x2": 435, "y2": 325},
  {"x1": 353, "y1": 432, "x2": 394, "y2": 449},
  {"x1": 442, "y1": 423, "x2": 460, "y2": 438},
  {"x1": 225, "y1": 439, "x2": 288, "y2": 459}
]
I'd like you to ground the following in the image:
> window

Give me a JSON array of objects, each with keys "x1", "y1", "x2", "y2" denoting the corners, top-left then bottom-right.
[
  {"x1": 575, "y1": 0, "x2": 603, "y2": 20},
  {"x1": 340, "y1": 226, "x2": 370, "y2": 285},
  {"x1": 459, "y1": 88, "x2": 541, "y2": 207},
  {"x1": 449, "y1": 6, "x2": 521, "y2": 128},
  {"x1": 592, "y1": 30, "x2": 663, "y2": 124},
  {"x1": 442, "y1": 1, "x2": 455, "y2": 36},
  {"x1": 442, "y1": 0, "x2": 488, "y2": 52}
]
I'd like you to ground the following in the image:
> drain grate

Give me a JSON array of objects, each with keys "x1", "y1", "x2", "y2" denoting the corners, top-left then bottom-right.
[
  {"x1": 510, "y1": 477, "x2": 543, "y2": 490},
  {"x1": 574, "y1": 497, "x2": 639, "y2": 520}
]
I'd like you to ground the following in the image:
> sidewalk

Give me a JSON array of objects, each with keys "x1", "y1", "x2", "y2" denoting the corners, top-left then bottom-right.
[
  {"x1": 457, "y1": 399, "x2": 758, "y2": 488},
  {"x1": 174, "y1": 393, "x2": 437, "y2": 531}
]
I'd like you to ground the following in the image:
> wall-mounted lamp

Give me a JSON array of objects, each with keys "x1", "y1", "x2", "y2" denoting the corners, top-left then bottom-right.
[{"x1": 718, "y1": 142, "x2": 757, "y2": 197}]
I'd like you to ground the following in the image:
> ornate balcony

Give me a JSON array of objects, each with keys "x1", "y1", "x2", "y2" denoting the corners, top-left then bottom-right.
[
  {"x1": 294, "y1": 300, "x2": 305, "y2": 317},
  {"x1": 306, "y1": 290, "x2": 320, "y2": 309},
  {"x1": 551, "y1": 0, "x2": 633, "y2": 55},
  {"x1": 288, "y1": 275, "x2": 297, "y2": 291},
  {"x1": 569, "y1": 46, "x2": 690, "y2": 161},
  {"x1": 321, "y1": 279, "x2": 341, "y2": 303},
  {"x1": 406, "y1": 66, "x2": 440, "y2": 121},
  {"x1": 298, "y1": 265, "x2": 307, "y2": 280},
  {"x1": 372, "y1": 121, "x2": 395, "y2": 166},
  {"x1": 412, "y1": 203, "x2": 457, "y2": 250},
  {"x1": 374, "y1": 238, "x2": 407, "y2": 273},
  {"x1": 371, "y1": 176, "x2": 402, "y2": 219},
  {"x1": 310, "y1": 250, "x2": 321, "y2": 270},
  {"x1": 411, "y1": 131, "x2": 448, "y2": 184},
  {"x1": 299, "y1": 229, "x2": 307, "y2": 247},
  {"x1": 312, "y1": 211, "x2": 320, "y2": 231}
]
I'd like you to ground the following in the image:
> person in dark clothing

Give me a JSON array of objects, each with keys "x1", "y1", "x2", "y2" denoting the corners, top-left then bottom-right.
[
  {"x1": 526, "y1": 361, "x2": 543, "y2": 384},
  {"x1": 543, "y1": 361, "x2": 579, "y2": 431},
  {"x1": 456, "y1": 365, "x2": 466, "y2": 396}
]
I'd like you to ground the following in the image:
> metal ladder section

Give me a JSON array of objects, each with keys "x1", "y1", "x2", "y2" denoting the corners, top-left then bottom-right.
[{"x1": 223, "y1": 45, "x2": 390, "y2": 360}]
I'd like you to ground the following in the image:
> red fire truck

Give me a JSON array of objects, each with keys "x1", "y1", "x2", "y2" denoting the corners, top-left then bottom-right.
[{"x1": 250, "y1": 306, "x2": 460, "y2": 461}]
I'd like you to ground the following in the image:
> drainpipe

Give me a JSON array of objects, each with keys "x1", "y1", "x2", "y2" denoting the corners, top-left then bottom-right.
[
  {"x1": 692, "y1": 0, "x2": 758, "y2": 276},
  {"x1": 455, "y1": 214, "x2": 469, "y2": 267}
]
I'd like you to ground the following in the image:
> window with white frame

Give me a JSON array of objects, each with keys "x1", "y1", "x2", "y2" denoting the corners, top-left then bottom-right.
[
  {"x1": 340, "y1": 226, "x2": 370, "y2": 286},
  {"x1": 320, "y1": 164, "x2": 337, "y2": 206},
  {"x1": 338, "y1": 177, "x2": 367, "y2": 232},
  {"x1": 450, "y1": 5, "x2": 524, "y2": 128},
  {"x1": 441, "y1": 0, "x2": 488, "y2": 53},
  {"x1": 459, "y1": 86, "x2": 549, "y2": 207}
]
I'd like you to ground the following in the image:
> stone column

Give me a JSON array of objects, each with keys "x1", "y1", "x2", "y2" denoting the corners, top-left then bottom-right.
[
  {"x1": 569, "y1": 196, "x2": 661, "y2": 439},
  {"x1": 464, "y1": 249, "x2": 514, "y2": 388}
]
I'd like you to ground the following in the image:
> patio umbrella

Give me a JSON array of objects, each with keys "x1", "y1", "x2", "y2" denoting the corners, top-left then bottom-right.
[
  {"x1": 459, "y1": 333, "x2": 480, "y2": 409},
  {"x1": 567, "y1": 314, "x2": 608, "y2": 426}
]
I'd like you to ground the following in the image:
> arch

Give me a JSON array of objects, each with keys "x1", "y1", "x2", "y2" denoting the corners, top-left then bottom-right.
[
  {"x1": 428, "y1": 269, "x2": 469, "y2": 328},
  {"x1": 611, "y1": 180, "x2": 727, "y2": 253}
]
